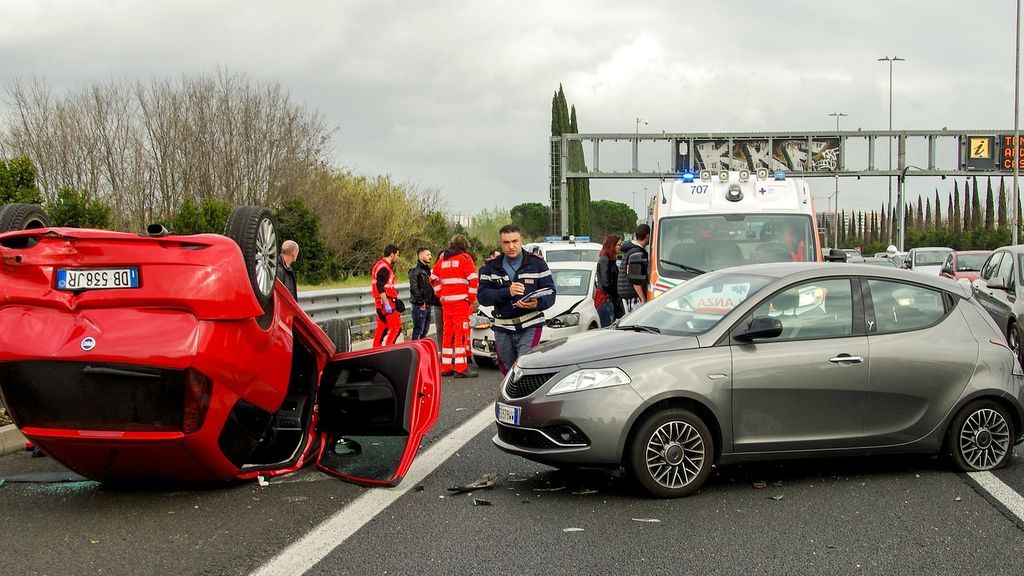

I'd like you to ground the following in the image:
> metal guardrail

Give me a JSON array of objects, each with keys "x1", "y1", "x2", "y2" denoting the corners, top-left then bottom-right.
[{"x1": 299, "y1": 283, "x2": 413, "y2": 337}]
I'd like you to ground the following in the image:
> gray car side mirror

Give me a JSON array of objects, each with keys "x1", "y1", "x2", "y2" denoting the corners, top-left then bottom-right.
[{"x1": 734, "y1": 316, "x2": 784, "y2": 342}]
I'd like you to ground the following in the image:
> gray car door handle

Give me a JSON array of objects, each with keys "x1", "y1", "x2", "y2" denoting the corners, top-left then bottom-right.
[{"x1": 829, "y1": 355, "x2": 863, "y2": 364}]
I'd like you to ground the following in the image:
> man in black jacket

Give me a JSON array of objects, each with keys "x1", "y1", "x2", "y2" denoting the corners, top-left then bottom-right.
[
  {"x1": 276, "y1": 240, "x2": 299, "y2": 300},
  {"x1": 408, "y1": 247, "x2": 440, "y2": 340},
  {"x1": 617, "y1": 224, "x2": 650, "y2": 313}
]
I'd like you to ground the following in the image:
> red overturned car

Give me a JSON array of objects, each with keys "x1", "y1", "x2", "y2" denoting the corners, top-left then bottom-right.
[{"x1": 0, "y1": 204, "x2": 441, "y2": 485}]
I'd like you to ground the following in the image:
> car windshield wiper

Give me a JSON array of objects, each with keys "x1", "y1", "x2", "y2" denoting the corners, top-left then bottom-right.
[
  {"x1": 660, "y1": 258, "x2": 705, "y2": 275},
  {"x1": 616, "y1": 324, "x2": 662, "y2": 333}
]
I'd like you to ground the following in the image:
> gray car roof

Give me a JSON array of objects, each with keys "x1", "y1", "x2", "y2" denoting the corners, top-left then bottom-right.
[{"x1": 714, "y1": 262, "x2": 973, "y2": 299}]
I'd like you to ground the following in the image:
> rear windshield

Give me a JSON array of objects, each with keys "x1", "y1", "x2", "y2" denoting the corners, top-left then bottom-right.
[{"x1": 914, "y1": 250, "x2": 951, "y2": 266}]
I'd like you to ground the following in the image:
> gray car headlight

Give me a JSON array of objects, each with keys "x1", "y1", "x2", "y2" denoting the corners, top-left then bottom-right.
[
  {"x1": 546, "y1": 312, "x2": 580, "y2": 328},
  {"x1": 547, "y1": 367, "x2": 630, "y2": 396}
]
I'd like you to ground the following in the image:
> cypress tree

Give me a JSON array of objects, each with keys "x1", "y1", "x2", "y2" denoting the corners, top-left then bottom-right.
[
  {"x1": 947, "y1": 192, "x2": 954, "y2": 231},
  {"x1": 952, "y1": 183, "x2": 962, "y2": 233},
  {"x1": 915, "y1": 197, "x2": 924, "y2": 232},
  {"x1": 963, "y1": 180, "x2": 972, "y2": 231},
  {"x1": 924, "y1": 198, "x2": 932, "y2": 231},
  {"x1": 998, "y1": 177, "x2": 1008, "y2": 229},
  {"x1": 568, "y1": 105, "x2": 592, "y2": 236},
  {"x1": 934, "y1": 190, "x2": 942, "y2": 230},
  {"x1": 881, "y1": 201, "x2": 889, "y2": 243},
  {"x1": 985, "y1": 177, "x2": 995, "y2": 230},
  {"x1": 971, "y1": 179, "x2": 982, "y2": 230}
]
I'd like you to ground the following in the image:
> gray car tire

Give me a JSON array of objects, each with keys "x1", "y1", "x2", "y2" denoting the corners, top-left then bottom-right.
[
  {"x1": 0, "y1": 204, "x2": 49, "y2": 232},
  {"x1": 321, "y1": 318, "x2": 352, "y2": 354},
  {"x1": 223, "y1": 207, "x2": 278, "y2": 327},
  {"x1": 947, "y1": 400, "x2": 1015, "y2": 471},
  {"x1": 628, "y1": 408, "x2": 713, "y2": 498}
]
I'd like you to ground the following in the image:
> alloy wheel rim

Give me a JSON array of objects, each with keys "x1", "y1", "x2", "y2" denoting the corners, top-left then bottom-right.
[
  {"x1": 1011, "y1": 327, "x2": 1021, "y2": 358},
  {"x1": 645, "y1": 420, "x2": 705, "y2": 489},
  {"x1": 959, "y1": 408, "x2": 1010, "y2": 470},
  {"x1": 255, "y1": 218, "x2": 278, "y2": 296}
]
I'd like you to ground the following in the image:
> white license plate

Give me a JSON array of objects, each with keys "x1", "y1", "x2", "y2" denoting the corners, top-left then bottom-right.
[
  {"x1": 57, "y1": 268, "x2": 140, "y2": 291},
  {"x1": 495, "y1": 402, "x2": 521, "y2": 426}
]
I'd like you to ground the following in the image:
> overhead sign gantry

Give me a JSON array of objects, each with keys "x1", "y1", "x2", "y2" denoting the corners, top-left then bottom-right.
[{"x1": 550, "y1": 130, "x2": 1022, "y2": 249}]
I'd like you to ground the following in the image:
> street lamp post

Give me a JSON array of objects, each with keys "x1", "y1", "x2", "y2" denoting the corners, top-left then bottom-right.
[
  {"x1": 828, "y1": 112, "x2": 847, "y2": 248},
  {"x1": 878, "y1": 56, "x2": 905, "y2": 244},
  {"x1": 635, "y1": 117, "x2": 647, "y2": 135},
  {"x1": 1014, "y1": 0, "x2": 1021, "y2": 245},
  {"x1": 898, "y1": 165, "x2": 925, "y2": 252}
]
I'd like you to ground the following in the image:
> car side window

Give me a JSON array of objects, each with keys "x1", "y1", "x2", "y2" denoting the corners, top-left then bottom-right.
[
  {"x1": 996, "y1": 252, "x2": 1015, "y2": 288},
  {"x1": 750, "y1": 279, "x2": 853, "y2": 340},
  {"x1": 980, "y1": 252, "x2": 1003, "y2": 281},
  {"x1": 867, "y1": 280, "x2": 946, "y2": 334}
]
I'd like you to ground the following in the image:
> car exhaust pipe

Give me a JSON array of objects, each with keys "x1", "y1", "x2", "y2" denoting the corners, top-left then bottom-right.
[{"x1": 144, "y1": 223, "x2": 171, "y2": 237}]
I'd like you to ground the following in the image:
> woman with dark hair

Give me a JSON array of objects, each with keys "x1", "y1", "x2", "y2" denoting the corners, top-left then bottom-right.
[{"x1": 595, "y1": 234, "x2": 622, "y2": 327}]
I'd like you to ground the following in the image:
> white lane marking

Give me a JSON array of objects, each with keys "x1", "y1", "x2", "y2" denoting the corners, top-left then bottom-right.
[
  {"x1": 967, "y1": 470, "x2": 1024, "y2": 525},
  {"x1": 250, "y1": 406, "x2": 496, "y2": 576}
]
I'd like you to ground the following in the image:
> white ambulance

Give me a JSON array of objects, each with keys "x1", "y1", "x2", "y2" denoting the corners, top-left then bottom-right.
[{"x1": 648, "y1": 168, "x2": 823, "y2": 299}]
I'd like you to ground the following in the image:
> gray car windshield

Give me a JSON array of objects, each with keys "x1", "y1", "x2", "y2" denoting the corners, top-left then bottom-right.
[
  {"x1": 915, "y1": 250, "x2": 951, "y2": 266},
  {"x1": 550, "y1": 268, "x2": 591, "y2": 296},
  {"x1": 620, "y1": 272, "x2": 773, "y2": 335}
]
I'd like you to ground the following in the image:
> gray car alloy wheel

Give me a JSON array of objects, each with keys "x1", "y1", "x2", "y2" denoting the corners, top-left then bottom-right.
[
  {"x1": 254, "y1": 217, "x2": 278, "y2": 297},
  {"x1": 629, "y1": 408, "x2": 714, "y2": 498},
  {"x1": 1009, "y1": 324, "x2": 1022, "y2": 365},
  {"x1": 646, "y1": 420, "x2": 705, "y2": 488},
  {"x1": 957, "y1": 407, "x2": 1011, "y2": 470}
]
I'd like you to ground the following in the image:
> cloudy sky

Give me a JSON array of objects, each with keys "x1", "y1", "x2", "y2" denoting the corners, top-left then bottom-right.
[{"x1": 1, "y1": 0, "x2": 1021, "y2": 217}]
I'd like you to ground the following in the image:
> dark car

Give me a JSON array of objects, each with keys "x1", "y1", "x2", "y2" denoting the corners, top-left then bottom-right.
[
  {"x1": 974, "y1": 246, "x2": 1024, "y2": 364},
  {"x1": 494, "y1": 262, "x2": 1023, "y2": 498},
  {"x1": 0, "y1": 203, "x2": 441, "y2": 485}
]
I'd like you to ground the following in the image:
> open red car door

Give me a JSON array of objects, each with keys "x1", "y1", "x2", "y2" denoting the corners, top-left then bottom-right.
[{"x1": 315, "y1": 340, "x2": 441, "y2": 486}]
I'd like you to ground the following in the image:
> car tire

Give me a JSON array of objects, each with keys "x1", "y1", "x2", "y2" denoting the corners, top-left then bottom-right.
[
  {"x1": 627, "y1": 408, "x2": 713, "y2": 498},
  {"x1": 321, "y1": 318, "x2": 352, "y2": 354},
  {"x1": 0, "y1": 204, "x2": 50, "y2": 232},
  {"x1": 1009, "y1": 323, "x2": 1023, "y2": 366},
  {"x1": 947, "y1": 400, "x2": 1015, "y2": 471},
  {"x1": 223, "y1": 207, "x2": 278, "y2": 324}
]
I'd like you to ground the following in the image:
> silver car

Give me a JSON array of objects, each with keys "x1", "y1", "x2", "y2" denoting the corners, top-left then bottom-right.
[{"x1": 493, "y1": 263, "x2": 1024, "y2": 498}]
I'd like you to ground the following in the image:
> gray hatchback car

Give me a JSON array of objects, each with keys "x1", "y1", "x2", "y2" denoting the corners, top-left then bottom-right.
[{"x1": 493, "y1": 263, "x2": 1024, "y2": 498}]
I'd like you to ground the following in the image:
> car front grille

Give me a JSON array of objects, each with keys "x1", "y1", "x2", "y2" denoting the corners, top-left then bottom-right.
[
  {"x1": 496, "y1": 423, "x2": 558, "y2": 450},
  {"x1": 504, "y1": 372, "x2": 558, "y2": 399},
  {"x1": 0, "y1": 361, "x2": 186, "y2": 431}
]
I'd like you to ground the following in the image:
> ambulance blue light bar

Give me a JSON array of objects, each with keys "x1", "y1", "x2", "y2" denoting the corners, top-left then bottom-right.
[
  {"x1": 774, "y1": 170, "x2": 787, "y2": 181},
  {"x1": 681, "y1": 171, "x2": 696, "y2": 183}
]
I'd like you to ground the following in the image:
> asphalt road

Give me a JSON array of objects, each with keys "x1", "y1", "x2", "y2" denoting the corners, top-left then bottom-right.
[{"x1": 2, "y1": 367, "x2": 1024, "y2": 576}]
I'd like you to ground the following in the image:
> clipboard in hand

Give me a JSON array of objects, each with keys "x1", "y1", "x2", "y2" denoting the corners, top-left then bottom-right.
[{"x1": 516, "y1": 286, "x2": 554, "y2": 302}]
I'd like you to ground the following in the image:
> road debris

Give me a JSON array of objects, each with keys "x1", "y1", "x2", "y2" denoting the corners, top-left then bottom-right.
[
  {"x1": 533, "y1": 486, "x2": 566, "y2": 492},
  {"x1": 447, "y1": 473, "x2": 498, "y2": 494},
  {"x1": 752, "y1": 481, "x2": 767, "y2": 489},
  {"x1": 563, "y1": 527, "x2": 585, "y2": 532},
  {"x1": 257, "y1": 476, "x2": 269, "y2": 487},
  {"x1": 472, "y1": 498, "x2": 492, "y2": 506},
  {"x1": 631, "y1": 518, "x2": 661, "y2": 523},
  {"x1": 571, "y1": 488, "x2": 598, "y2": 495},
  {"x1": 769, "y1": 495, "x2": 784, "y2": 501}
]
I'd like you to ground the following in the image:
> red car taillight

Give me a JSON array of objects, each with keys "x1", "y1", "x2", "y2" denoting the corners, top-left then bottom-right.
[{"x1": 182, "y1": 369, "x2": 213, "y2": 434}]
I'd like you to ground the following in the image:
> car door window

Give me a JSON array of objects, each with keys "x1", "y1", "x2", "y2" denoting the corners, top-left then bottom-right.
[
  {"x1": 980, "y1": 252, "x2": 1004, "y2": 281},
  {"x1": 750, "y1": 279, "x2": 853, "y2": 340},
  {"x1": 996, "y1": 252, "x2": 1015, "y2": 287},
  {"x1": 867, "y1": 280, "x2": 946, "y2": 333}
]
